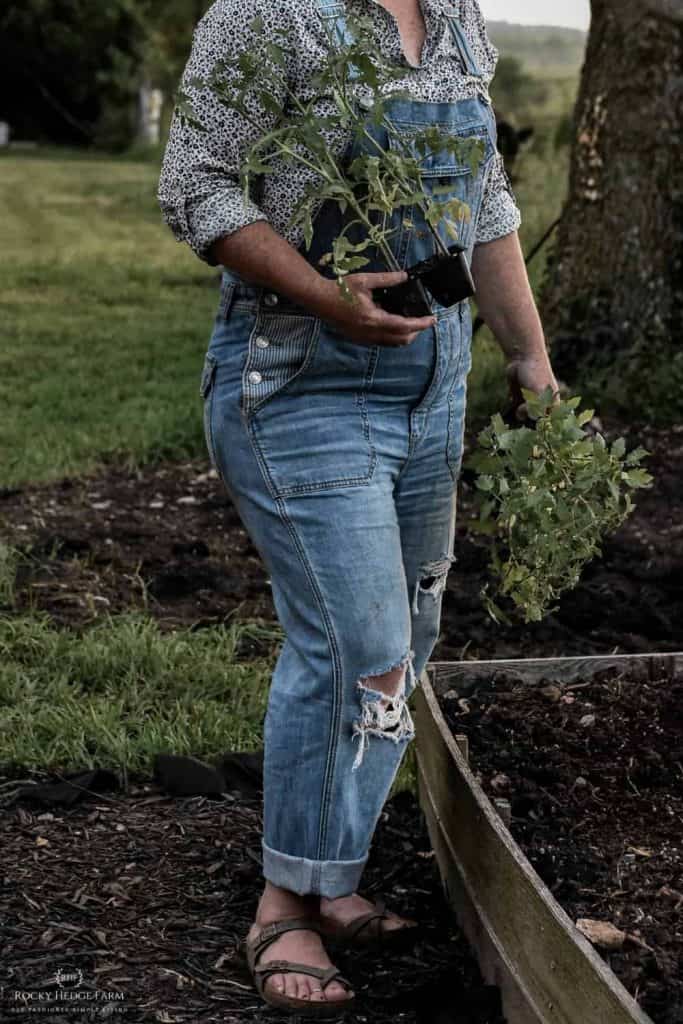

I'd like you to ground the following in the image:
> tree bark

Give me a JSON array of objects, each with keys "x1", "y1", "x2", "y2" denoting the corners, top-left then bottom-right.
[{"x1": 540, "y1": 0, "x2": 683, "y2": 414}]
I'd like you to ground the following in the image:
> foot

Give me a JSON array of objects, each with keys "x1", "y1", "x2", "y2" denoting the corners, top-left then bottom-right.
[
  {"x1": 249, "y1": 887, "x2": 353, "y2": 1006},
  {"x1": 319, "y1": 892, "x2": 417, "y2": 939}
]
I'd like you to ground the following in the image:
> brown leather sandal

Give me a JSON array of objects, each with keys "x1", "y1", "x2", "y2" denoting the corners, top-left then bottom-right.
[
  {"x1": 319, "y1": 895, "x2": 420, "y2": 952},
  {"x1": 245, "y1": 917, "x2": 356, "y2": 1018}
]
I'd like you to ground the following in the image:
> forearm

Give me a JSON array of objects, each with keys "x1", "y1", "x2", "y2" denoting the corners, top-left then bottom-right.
[
  {"x1": 210, "y1": 223, "x2": 435, "y2": 347},
  {"x1": 471, "y1": 231, "x2": 551, "y2": 367},
  {"x1": 210, "y1": 222, "x2": 335, "y2": 314}
]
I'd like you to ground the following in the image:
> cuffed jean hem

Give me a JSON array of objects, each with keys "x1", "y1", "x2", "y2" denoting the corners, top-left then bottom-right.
[{"x1": 262, "y1": 841, "x2": 368, "y2": 898}]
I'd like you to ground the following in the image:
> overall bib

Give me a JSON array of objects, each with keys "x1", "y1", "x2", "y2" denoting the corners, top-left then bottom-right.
[{"x1": 199, "y1": 0, "x2": 497, "y2": 897}]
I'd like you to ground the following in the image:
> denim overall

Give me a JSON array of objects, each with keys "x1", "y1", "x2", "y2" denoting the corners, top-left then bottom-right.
[{"x1": 200, "y1": 0, "x2": 497, "y2": 897}]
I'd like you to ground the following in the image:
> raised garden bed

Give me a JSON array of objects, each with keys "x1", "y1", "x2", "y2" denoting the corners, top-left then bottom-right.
[{"x1": 415, "y1": 653, "x2": 683, "y2": 1024}]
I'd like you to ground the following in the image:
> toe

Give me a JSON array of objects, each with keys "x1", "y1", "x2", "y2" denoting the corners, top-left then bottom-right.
[
  {"x1": 296, "y1": 975, "x2": 312, "y2": 1001},
  {"x1": 284, "y1": 973, "x2": 298, "y2": 1000},
  {"x1": 309, "y1": 985, "x2": 326, "y2": 1003},
  {"x1": 265, "y1": 972, "x2": 285, "y2": 998},
  {"x1": 383, "y1": 911, "x2": 418, "y2": 932},
  {"x1": 326, "y1": 979, "x2": 354, "y2": 1002}
]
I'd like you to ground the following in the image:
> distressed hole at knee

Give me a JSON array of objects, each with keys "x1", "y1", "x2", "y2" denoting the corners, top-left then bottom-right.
[
  {"x1": 412, "y1": 554, "x2": 457, "y2": 615},
  {"x1": 360, "y1": 664, "x2": 406, "y2": 700},
  {"x1": 352, "y1": 652, "x2": 416, "y2": 770}
]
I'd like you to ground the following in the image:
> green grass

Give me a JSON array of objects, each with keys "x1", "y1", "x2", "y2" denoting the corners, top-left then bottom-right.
[
  {"x1": 0, "y1": 607, "x2": 416, "y2": 793},
  {"x1": 0, "y1": 135, "x2": 568, "y2": 789},
  {"x1": 0, "y1": 612, "x2": 278, "y2": 775},
  {"x1": 0, "y1": 151, "x2": 217, "y2": 489},
  {"x1": 0, "y1": 140, "x2": 571, "y2": 487}
]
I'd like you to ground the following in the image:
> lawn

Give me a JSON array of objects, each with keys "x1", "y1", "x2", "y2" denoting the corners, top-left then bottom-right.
[
  {"x1": 0, "y1": 138, "x2": 570, "y2": 491},
  {"x1": 0, "y1": 151, "x2": 217, "y2": 490},
  {"x1": 0, "y1": 132, "x2": 571, "y2": 788}
]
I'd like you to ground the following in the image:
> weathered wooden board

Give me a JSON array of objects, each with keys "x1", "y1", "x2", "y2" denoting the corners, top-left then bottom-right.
[
  {"x1": 428, "y1": 651, "x2": 683, "y2": 695},
  {"x1": 415, "y1": 666, "x2": 655, "y2": 1024}
]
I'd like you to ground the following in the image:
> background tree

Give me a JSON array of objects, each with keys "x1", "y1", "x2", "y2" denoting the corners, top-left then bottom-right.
[{"x1": 541, "y1": 0, "x2": 683, "y2": 421}]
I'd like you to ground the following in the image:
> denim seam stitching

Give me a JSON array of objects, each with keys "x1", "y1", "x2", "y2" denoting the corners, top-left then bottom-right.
[
  {"x1": 445, "y1": 317, "x2": 467, "y2": 484},
  {"x1": 242, "y1": 422, "x2": 345, "y2": 869},
  {"x1": 247, "y1": 338, "x2": 379, "y2": 498},
  {"x1": 218, "y1": 282, "x2": 236, "y2": 320}
]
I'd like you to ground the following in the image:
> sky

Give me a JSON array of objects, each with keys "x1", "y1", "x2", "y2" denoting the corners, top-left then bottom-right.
[{"x1": 478, "y1": 0, "x2": 591, "y2": 30}]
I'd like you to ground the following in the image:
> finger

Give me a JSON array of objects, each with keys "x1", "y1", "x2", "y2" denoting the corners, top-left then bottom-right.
[
  {"x1": 357, "y1": 269, "x2": 409, "y2": 289},
  {"x1": 374, "y1": 331, "x2": 422, "y2": 347},
  {"x1": 372, "y1": 310, "x2": 437, "y2": 333}
]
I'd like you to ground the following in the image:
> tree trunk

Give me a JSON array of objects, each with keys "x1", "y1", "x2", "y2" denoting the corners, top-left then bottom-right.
[{"x1": 540, "y1": 0, "x2": 683, "y2": 418}]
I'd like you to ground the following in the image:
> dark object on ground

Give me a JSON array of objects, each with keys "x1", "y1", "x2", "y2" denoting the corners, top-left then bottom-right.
[
  {"x1": 440, "y1": 670, "x2": 683, "y2": 1024},
  {"x1": 0, "y1": 779, "x2": 505, "y2": 1023},
  {"x1": 8, "y1": 767, "x2": 119, "y2": 807},
  {"x1": 153, "y1": 753, "x2": 226, "y2": 797},
  {"x1": 154, "y1": 751, "x2": 264, "y2": 799},
  {"x1": 215, "y1": 749, "x2": 264, "y2": 797}
]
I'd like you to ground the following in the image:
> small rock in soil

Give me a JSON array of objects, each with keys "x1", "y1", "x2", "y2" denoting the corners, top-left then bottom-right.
[{"x1": 576, "y1": 918, "x2": 626, "y2": 950}]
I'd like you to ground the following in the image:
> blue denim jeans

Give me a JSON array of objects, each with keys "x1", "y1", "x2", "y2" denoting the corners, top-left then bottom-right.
[{"x1": 199, "y1": 89, "x2": 495, "y2": 898}]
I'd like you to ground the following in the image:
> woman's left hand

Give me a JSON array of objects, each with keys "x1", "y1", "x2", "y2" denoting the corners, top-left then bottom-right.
[{"x1": 506, "y1": 354, "x2": 561, "y2": 421}]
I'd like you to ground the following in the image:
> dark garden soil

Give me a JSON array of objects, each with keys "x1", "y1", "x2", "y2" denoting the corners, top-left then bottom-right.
[
  {"x1": 0, "y1": 779, "x2": 504, "y2": 1024},
  {"x1": 1, "y1": 418, "x2": 683, "y2": 658},
  {"x1": 440, "y1": 669, "x2": 683, "y2": 1024},
  {"x1": 1, "y1": 417, "x2": 682, "y2": 1022}
]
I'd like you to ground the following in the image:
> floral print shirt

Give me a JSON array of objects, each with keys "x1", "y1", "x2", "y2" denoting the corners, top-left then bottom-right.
[{"x1": 158, "y1": 0, "x2": 522, "y2": 265}]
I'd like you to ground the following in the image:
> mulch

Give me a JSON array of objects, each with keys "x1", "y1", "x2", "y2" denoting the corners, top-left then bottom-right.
[
  {"x1": 1, "y1": 419, "x2": 681, "y2": 658},
  {"x1": 440, "y1": 668, "x2": 683, "y2": 1024},
  {"x1": 0, "y1": 776, "x2": 504, "y2": 1023},
  {"x1": 1, "y1": 414, "x2": 682, "y2": 1022}
]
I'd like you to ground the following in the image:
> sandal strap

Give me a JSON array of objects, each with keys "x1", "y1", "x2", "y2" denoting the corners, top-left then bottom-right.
[
  {"x1": 340, "y1": 895, "x2": 388, "y2": 942},
  {"x1": 255, "y1": 961, "x2": 353, "y2": 992},
  {"x1": 246, "y1": 917, "x2": 324, "y2": 970}
]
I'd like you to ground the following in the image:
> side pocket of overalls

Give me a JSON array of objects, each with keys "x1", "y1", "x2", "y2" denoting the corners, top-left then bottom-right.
[
  {"x1": 199, "y1": 353, "x2": 220, "y2": 472},
  {"x1": 198, "y1": 281, "x2": 237, "y2": 472}
]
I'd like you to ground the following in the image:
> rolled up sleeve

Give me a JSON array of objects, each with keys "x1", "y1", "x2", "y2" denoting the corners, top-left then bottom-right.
[
  {"x1": 475, "y1": 150, "x2": 522, "y2": 246},
  {"x1": 157, "y1": 0, "x2": 287, "y2": 265}
]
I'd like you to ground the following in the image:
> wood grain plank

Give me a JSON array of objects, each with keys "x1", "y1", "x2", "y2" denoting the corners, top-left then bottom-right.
[
  {"x1": 415, "y1": 670, "x2": 654, "y2": 1024},
  {"x1": 428, "y1": 652, "x2": 683, "y2": 695}
]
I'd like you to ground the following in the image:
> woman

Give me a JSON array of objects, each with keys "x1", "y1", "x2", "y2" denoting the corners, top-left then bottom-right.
[{"x1": 159, "y1": 0, "x2": 559, "y2": 1015}]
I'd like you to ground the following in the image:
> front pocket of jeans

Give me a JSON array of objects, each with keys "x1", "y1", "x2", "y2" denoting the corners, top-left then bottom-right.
[
  {"x1": 241, "y1": 313, "x2": 320, "y2": 416},
  {"x1": 246, "y1": 324, "x2": 378, "y2": 498},
  {"x1": 200, "y1": 353, "x2": 220, "y2": 472}
]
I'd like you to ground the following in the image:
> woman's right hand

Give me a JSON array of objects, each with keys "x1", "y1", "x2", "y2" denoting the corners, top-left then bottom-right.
[{"x1": 310, "y1": 271, "x2": 437, "y2": 348}]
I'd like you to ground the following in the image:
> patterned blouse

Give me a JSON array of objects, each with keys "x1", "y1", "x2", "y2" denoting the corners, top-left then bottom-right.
[{"x1": 158, "y1": 0, "x2": 522, "y2": 266}]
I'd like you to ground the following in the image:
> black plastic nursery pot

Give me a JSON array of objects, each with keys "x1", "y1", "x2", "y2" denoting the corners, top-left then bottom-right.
[{"x1": 373, "y1": 243, "x2": 476, "y2": 317}]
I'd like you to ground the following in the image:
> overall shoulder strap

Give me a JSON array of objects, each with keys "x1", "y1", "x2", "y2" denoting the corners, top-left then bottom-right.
[
  {"x1": 442, "y1": 4, "x2": 485, "y2": 78},
  {"x1": 313, "y1": 0, "x2": 354, "y2": 46}
]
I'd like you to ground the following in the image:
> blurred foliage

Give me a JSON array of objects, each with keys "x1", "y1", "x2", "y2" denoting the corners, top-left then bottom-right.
[
  {"x1": 488, "y1": 21, "x2": 587, "y2": 75},
  {"x1": 489, "y1": 56, "x2": 548, "y2": 120},
  {"x1": 0, "y1": 0, "x2": 211, "y2": 149}
]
